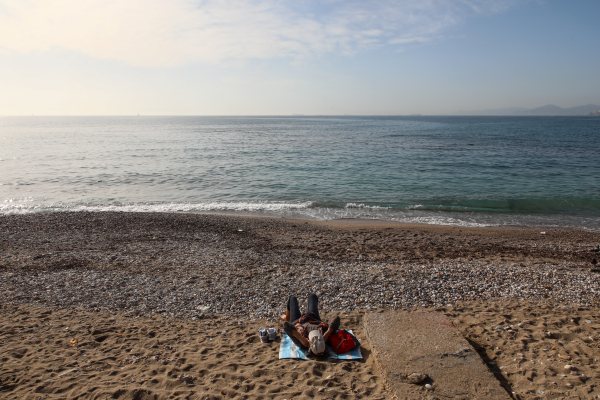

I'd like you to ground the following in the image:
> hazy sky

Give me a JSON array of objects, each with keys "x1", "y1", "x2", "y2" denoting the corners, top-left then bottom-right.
[{"x1": 1, "y1": 0, "x2": 599, "y2": 115}]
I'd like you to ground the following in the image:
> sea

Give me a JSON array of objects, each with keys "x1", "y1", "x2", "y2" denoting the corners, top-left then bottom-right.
[{"x1": 1, "y1": 116, "x2": 599, "y2": 230}]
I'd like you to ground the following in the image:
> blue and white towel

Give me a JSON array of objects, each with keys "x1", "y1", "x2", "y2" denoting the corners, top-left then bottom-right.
[{"x1": 279, "y1": 330, "x2": 363, "y2": 360}]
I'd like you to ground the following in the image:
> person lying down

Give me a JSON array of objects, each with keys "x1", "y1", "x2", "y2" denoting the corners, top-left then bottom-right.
[{"x1": 281, "y1": 293, "x2": 340, "y2": 355}]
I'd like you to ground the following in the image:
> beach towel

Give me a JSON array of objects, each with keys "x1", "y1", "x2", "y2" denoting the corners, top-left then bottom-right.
[{"x1": 279, "y1": 330, "x2": 362, "y2": 360}]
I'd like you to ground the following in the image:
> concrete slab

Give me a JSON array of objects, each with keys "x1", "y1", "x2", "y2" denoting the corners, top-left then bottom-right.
[{"x1": 364, "y1": 311, "x2": 512, "y2": 400}]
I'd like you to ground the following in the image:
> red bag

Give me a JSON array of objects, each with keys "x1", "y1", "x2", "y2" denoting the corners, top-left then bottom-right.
[{"x1": 327, "y1": 330, "x2": 357, "y2": 354}]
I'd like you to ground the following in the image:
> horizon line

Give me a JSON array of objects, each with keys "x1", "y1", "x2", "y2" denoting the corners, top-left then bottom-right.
[{"x1": 2, "y1": 114, "x2": 599, "y2": 117}]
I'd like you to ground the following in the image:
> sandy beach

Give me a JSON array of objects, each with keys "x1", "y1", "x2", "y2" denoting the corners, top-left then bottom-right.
[{"x1": 2, "y1": 212, "x2": 600, "y2": 399}]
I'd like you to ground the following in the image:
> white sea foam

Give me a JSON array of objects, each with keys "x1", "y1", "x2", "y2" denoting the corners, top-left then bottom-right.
[
  {"x1": 2, "y1": 199, "x2": 599, "y2": 231},
  {"x1": 0, "y1": 200, "x2": 313, "y2": 215},
  {"x1": 345, "y1": 203, "x2": 390, "y2": 210}
]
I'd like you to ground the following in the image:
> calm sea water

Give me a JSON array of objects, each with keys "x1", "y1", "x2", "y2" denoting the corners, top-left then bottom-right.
[{"x1": 1, "y1": 116, "x2": 599, "y2": 230}]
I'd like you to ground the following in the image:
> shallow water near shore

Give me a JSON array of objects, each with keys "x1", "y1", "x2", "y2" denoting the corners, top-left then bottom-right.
[{"x1": 1, "y1": 115, "x2": 599, "y2": 230}]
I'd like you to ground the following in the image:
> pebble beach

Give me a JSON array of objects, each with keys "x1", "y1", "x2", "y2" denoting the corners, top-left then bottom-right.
[{"x1": 2, "y1": 212, "x2": 600, "y2": 399}]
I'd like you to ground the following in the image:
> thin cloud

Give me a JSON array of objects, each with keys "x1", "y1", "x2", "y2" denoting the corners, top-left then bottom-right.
[
  {"x1": 0, "y1": 0, "x2": 524, "y2": 67},
  {"x1": 389, "y1": 37, "x2": 433, "y2": 45}
]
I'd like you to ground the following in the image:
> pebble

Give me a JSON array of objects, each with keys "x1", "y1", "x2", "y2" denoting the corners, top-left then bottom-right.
[{"x1": 407, "y1": 373, "x2": 427, "y2": 384}]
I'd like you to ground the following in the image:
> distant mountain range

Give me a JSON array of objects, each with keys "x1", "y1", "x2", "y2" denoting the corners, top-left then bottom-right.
[{"x1": 454, "y1": 104, "x2": 600, "y2": 116}]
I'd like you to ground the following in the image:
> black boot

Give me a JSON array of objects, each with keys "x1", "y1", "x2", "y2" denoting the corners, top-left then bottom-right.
[
  {"x1": 329, "y1": 316, "x2": 340, "y2": 332},
  {"x1": 283, "y1": 321, "x2": 297, "y2": 337}
]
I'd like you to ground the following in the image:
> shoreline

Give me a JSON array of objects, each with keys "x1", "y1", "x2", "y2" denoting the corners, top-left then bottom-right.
[{"x1": 4, "y1": 206, "x2": 600, "y2": 233}]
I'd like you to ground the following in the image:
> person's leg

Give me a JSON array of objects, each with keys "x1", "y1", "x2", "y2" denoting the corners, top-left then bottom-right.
[
  {"x1": 283, "y1": 321, "x2": 309, "y2": 348},
  {"x1": 307, "y1": 293, "x2": 321, "y2": 321},
  {"x1": 287, "y1": 295, "x2": 302, "y2": 323},
  {"x1": 284, "y1": 295, "x2": 308, "y2": 348}
]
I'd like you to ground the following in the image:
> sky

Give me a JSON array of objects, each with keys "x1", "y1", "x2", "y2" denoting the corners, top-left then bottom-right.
[{"x1": 1, "y1": 0, "x2": 599, "y2": 115}]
